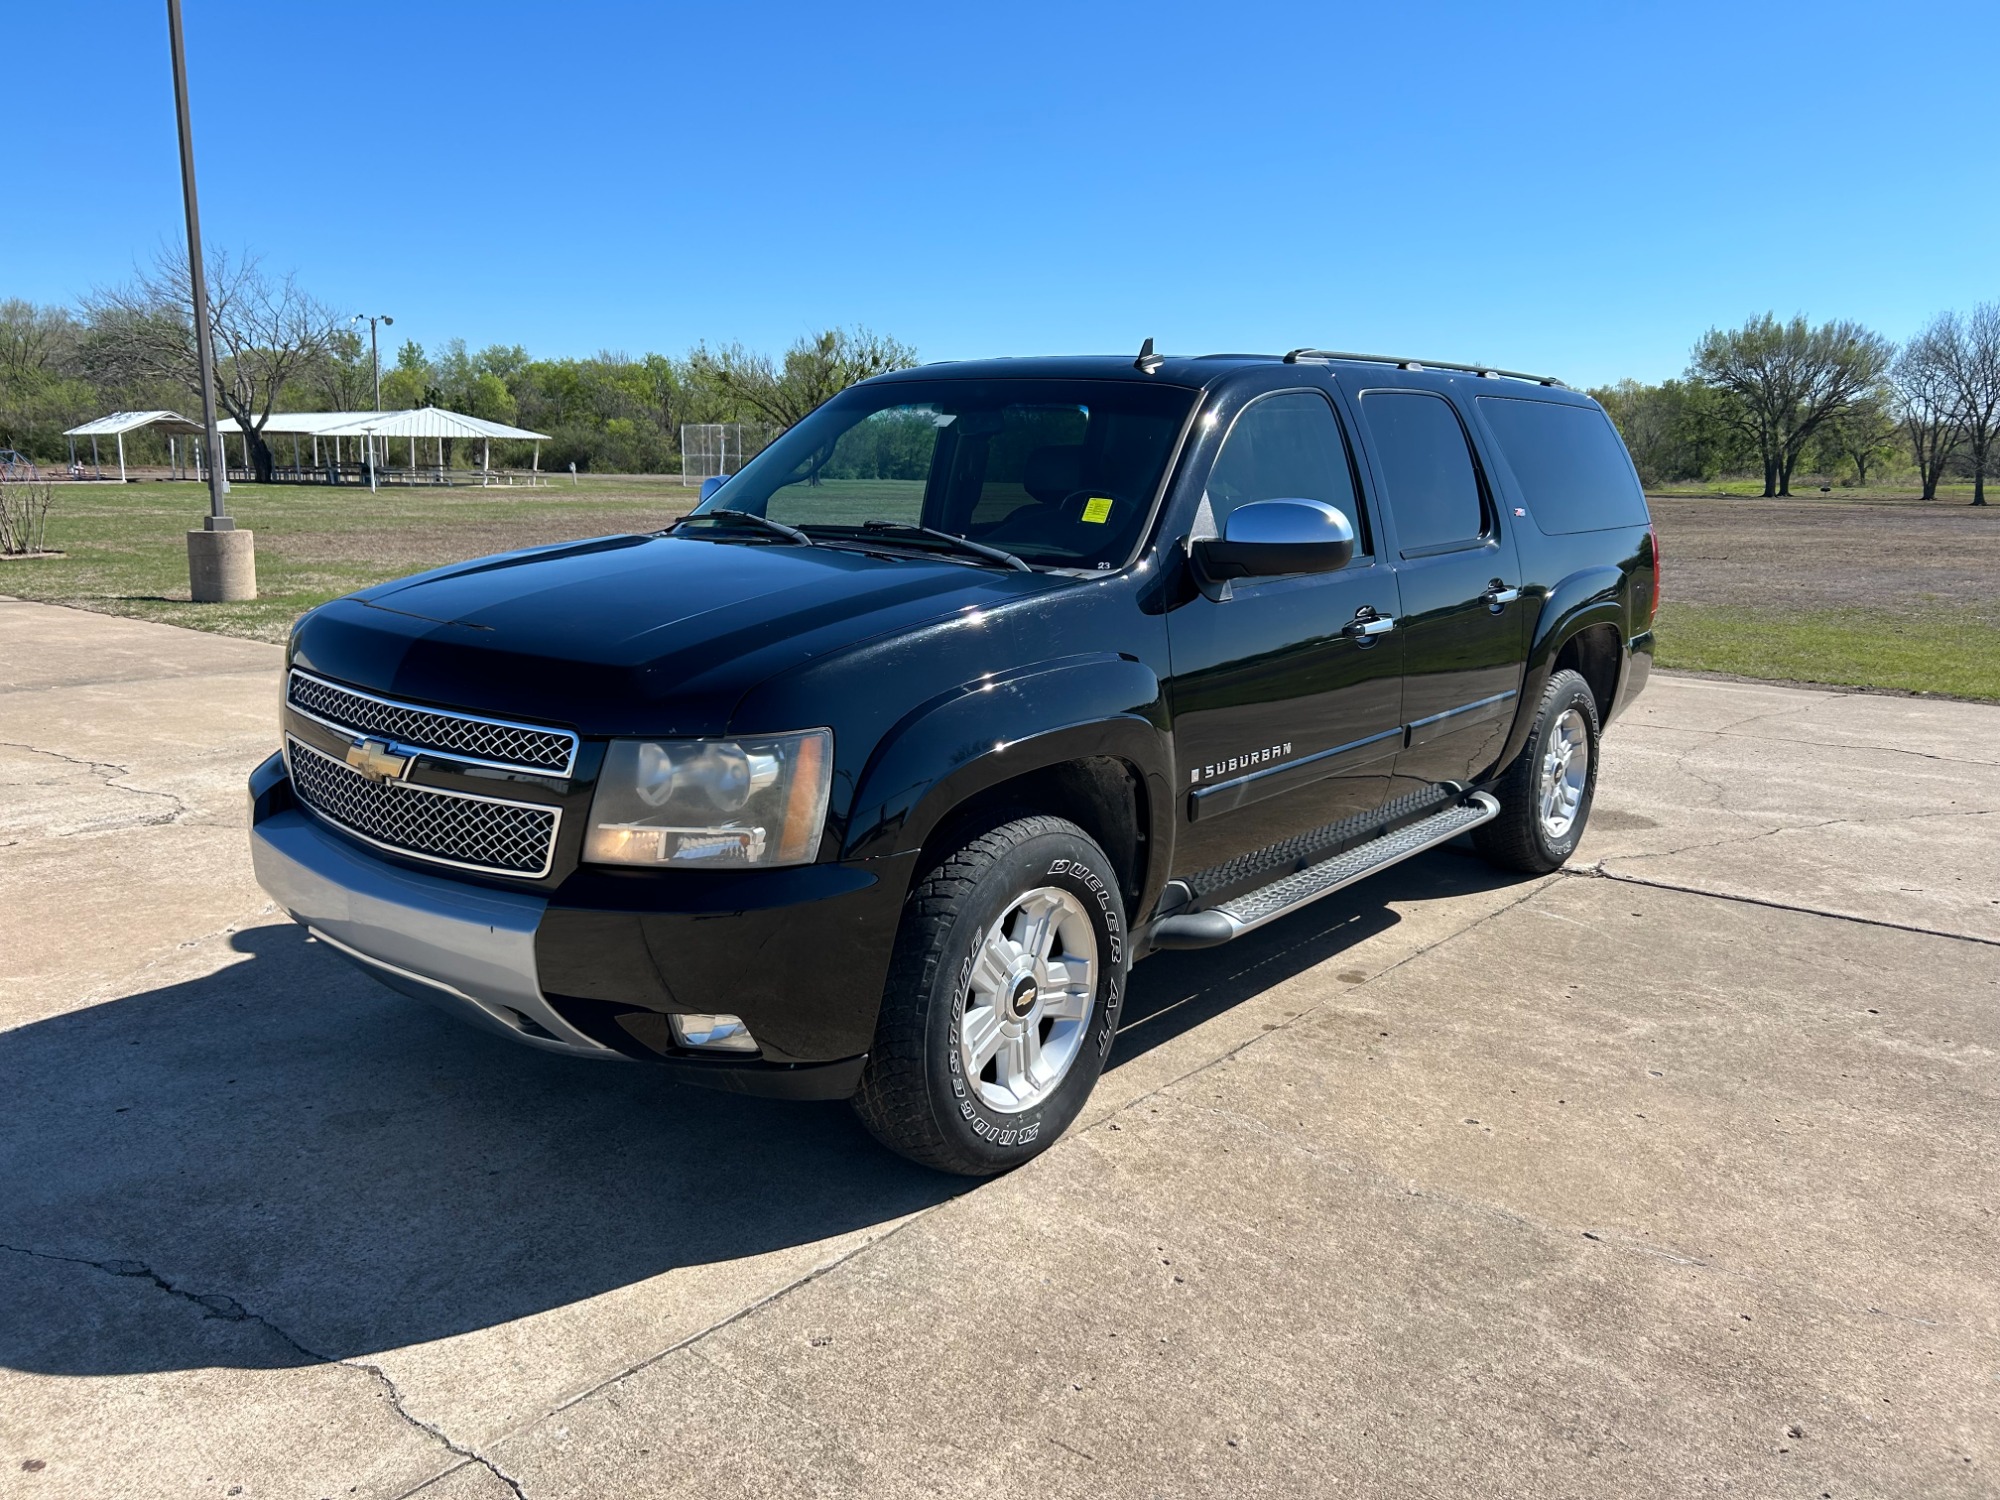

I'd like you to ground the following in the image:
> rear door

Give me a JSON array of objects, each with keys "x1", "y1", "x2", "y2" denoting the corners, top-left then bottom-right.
[
  {"x1": 1354, "y1": 386, "x2": 1527, "y2": 792},
  {"x1": 1165, "y1": 389, "x2": 1405, "y2": 879}
]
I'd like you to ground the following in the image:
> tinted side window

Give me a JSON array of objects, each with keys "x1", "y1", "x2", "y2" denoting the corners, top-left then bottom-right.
[
  {"x1": 1476, "y1": 396, "x2": 1649, "y2": 534},
  {"x1": 1203, "y1": 392, "x2": 1367, "y2": 553},
  {"x1": 1359, "y1": 391, "x2": 1486, "y2": 554}
]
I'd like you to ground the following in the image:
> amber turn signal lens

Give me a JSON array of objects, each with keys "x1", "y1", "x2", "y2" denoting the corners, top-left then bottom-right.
[{"x1": 775, "y1": 730, "x2": 828, "y2": 864}]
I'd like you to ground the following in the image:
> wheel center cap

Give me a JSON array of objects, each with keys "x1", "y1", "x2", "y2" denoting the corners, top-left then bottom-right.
[{"x1": 1008, "y1": 975, "x2": 1038, "y2": 1020}]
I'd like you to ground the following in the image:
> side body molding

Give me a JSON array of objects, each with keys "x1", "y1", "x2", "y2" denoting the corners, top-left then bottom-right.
[
  {"x1": 843, "y1": 653, "x2": 1175, "y2": 908},
  {"x1": 1489, "y1": 564, "x2": 1629, "y2": 774}
]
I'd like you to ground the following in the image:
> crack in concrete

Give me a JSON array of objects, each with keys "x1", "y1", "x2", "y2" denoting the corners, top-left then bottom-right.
[
  {"x1": 0, "y1": 1242, "x2": 530, "y2": 1500},
  {"x1": 0, "y1": 739, "x2": 190, "y2": 831},
  {"x1": 536, "y1": 1216, "x2": 942, "y2": 1430},
  {"x1": 1703, "y1": 697, "x2": 1842, "y2": 735},
  {"x1": 1566, "y1": 866, "x2": 2000, "y2": 949},
  {"x1": 1627, "y1": 717, "x2": 2000, "y2": 770},
  {"x1": 1634, "y1": 722, "x2": 2000, "y2": 769},
  {"x1": 365, "y1": 1363, "x2": 529, "y2": 1500},
  {"x1": 1589, "y1": 804, "x2": 1999, "y2": 868},
  {"x1": 1666, "y1": 735, "x2": 1737, "y2": 814}
]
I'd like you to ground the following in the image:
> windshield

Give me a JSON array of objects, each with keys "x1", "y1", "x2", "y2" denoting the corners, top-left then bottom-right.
[{"x1": 692, "y1": 378, "x2": 1197, "y2": 569}]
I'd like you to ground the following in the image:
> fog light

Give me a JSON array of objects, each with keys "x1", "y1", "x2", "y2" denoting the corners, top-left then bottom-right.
[{"x1": 670, "y1": 1012, "x2": 758, "y2": 1053}]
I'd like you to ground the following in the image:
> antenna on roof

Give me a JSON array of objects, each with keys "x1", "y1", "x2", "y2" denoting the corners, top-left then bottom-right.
[{"x1": 1135, "y1": 337, "x2": 1164, "y2": 374}]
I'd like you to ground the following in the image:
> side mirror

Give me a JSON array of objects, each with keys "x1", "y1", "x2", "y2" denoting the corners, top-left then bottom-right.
[
  {"x1": 699, "y1": 475, "x2": 730, "y2": 503},
  {"x1": 1192, "y1": 499, "x2": 1355, "y2": 585}
]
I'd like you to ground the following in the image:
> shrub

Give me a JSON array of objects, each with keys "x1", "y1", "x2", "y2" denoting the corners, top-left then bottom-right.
[{"x1": 0, "y1": 478, "x2": 56, "y2": 555}]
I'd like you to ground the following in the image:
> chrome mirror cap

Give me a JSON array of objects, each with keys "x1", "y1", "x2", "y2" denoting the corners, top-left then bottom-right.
[{"x1": 1193, "y1": 498, "x2": 1356, "y2": 583}]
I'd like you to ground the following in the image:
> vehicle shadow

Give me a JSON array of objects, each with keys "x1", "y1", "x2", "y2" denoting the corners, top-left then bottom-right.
[{"x1": 0, "y1": 846, "x2": 1521, "y2": 1378}]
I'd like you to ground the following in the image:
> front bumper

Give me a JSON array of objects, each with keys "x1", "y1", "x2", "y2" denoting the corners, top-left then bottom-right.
[
  {"x1": 252, "y1": 801, "x2": 607, "y2": 1054},
  {"x1": 249, "y1": 754, "x2": 885, "y2": 1099}
]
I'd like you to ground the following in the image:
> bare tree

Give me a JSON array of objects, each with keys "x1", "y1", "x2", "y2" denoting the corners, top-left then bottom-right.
[
  {"x1": 1690, "y1": 313, "x2": 1894, "y2": 496},
  {"x1": 1891, "y1": 328, "x2": 1964, "y2": 500},
  {"x1": 1912, "y1": 305, "x2": 2000, "y2": 506},
  {"x1": 83, "y1": 247, "x2": 341, "y2": 482},
  {"x1": 688, "y1": 327, "x2": 918, "y2": 430}
]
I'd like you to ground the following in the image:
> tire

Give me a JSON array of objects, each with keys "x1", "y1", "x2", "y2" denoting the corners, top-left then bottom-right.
[
  {"x1": 1474, "y1": 667, "x2": 1602, "y2": 875},
  {"x1": 852, "y1": 815, "x2": 1128, "y2": 1176}
]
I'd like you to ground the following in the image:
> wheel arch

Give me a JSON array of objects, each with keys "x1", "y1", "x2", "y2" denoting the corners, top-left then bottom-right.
[
  {"x1": 1489, "y1": 566, "x2": 1628, "y2": 775},
  {"x1": 842, "y1": 653, "x2": 1174, "y2": 922}
]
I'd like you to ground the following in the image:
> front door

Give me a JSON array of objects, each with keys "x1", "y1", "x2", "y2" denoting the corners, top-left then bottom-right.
[
  {"x1": 1354, "y1": 386, "x2": 1527, "y2": 793},
  {"x1": 1166, "y1": 389, "x2": 1405, "y2": 882}
]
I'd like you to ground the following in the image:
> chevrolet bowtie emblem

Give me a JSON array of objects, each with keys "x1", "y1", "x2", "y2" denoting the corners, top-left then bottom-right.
[{"x1": 344, "y1": 736, "x2": 412, "y2": 783}]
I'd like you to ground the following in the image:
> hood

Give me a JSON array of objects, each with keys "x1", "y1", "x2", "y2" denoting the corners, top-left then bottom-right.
[{"x1": 292, "y1": 532, "x2": 1069, "y2": 737}]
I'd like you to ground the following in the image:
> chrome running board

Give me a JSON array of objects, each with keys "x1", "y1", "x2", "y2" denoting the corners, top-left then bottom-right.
[{"x1": 1146, "y1": 791, "x2": 1501, "y2": 950}]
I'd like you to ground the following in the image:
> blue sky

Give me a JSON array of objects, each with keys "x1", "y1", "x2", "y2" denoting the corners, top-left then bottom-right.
[{"x1": 10, "y1": 1, "x2": 1996, "y2": 389}]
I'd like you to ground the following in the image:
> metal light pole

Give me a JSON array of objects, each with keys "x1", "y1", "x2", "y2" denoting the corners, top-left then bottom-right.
[
  {"x1": 355, "y1": 313, "x2": 393, "y2": 411},
  {"x1": 169, "y1": 0, "x2": 255, "y2": 601}
]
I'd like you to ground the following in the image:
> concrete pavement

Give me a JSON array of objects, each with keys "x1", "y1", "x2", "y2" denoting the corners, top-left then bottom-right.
[{"x1": 1, "y1": 597, "x2": 1994, "y2": 1499}]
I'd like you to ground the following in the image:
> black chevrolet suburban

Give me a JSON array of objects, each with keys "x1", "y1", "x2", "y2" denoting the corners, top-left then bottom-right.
[{"x1": 250, "y1": 347, "x2": 1657, "y2": 1174}]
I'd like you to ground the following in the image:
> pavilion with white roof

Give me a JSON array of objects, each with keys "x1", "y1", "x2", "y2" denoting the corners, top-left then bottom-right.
[
  {"x1": 61, "y1": 410, "x2": 206, "y2": 482},
  {"x1": 64, "y1": 405, "x2": 553, "y2": 485},
  {"x1": 212, "y1": 407, "x2": 552, "y2": 485}
]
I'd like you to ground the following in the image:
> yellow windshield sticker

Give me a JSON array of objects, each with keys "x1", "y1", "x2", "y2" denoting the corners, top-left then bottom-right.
[{"x1": 1081, "y1": 496, "x2": 1114, "y2": 524}]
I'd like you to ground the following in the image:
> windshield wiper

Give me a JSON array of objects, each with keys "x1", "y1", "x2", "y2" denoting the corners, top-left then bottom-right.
[
  {"x1": 677, "y1": 509, "x2": 816, "y2": 546},
  {"x1": 856, "y1": 521, "x2": 1031, "y2": 573}
]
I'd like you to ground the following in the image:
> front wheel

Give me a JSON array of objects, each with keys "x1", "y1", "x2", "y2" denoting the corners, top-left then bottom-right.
[
  {"x1": 1474, "y1": 667, "x2": 1602, "y2": 874},
  {"x1": 852, "y1": 816, "x2": 1127, "y2": 1176}
]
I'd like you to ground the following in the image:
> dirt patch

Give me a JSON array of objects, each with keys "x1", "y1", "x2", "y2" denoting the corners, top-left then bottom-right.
[{"x1": 1649, "y1": 495, "x2": 2000, "y2": 621}]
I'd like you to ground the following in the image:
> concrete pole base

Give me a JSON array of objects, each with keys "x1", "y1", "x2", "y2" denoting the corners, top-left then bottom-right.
[{"x1": 187, "y1": 527, "x2": 257, "y2": 602}]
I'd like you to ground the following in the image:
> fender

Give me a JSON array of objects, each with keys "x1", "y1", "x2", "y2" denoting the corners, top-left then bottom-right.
[
  {"x1": 1490, "y1": 565, "x2": 1628, "y2": 773},
  {"x1": 843, "y1": 652, "x2": 1174, "y2": 903}
]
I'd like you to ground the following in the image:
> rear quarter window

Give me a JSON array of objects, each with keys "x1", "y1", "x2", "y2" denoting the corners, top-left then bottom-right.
[{"x1": 1475, "y1": 396, "x2": 1649, "y2": 535}]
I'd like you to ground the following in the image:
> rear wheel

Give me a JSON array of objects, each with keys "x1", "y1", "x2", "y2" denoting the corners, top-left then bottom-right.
[
  {"x1": 1474, "y1": 668, "x2": 1601, "y2": 874},
  {"x1": 852, "y1": 816, "x2": 1127, "y2": 1176}
]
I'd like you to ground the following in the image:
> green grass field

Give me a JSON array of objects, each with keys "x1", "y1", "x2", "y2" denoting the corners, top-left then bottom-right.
[
  {"x1": 1653, "y1": 602, "x2": 2000, "y2": 700},
  {"x1": 5, "y1": 476, "x2": 1996, "y2": 702},
  {"x1": 0, "y1": 476, "x2": 699, "y2": 642}
]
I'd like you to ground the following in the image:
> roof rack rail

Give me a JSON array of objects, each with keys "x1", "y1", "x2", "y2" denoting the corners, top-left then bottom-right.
[{"x1": 1280, "y1": 348, "x2": 1565, "y2": 388}]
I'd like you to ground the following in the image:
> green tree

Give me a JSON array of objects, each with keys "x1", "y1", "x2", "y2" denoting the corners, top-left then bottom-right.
[
  {"x1": 1810, "y1": 388, "x2": 1900, "y2": 486},
  {"x1": 302, "y1": 326, "x2": 376, "y2": 410},
  {"x1": 688, "y1": 326, "x2": 917, "y2": 430},
  {"x1": 379, "y1": 339, "x2": 434, "y2": 409},
  {"x1": 1690, "y1": 314, "x2": 1894, "y2": 496},
  {"x1": 1590, "y1": 377, "x2": 1751, "y2": 485},
  {"x1": 0, "y1": 300, "x2": 96, "y2": 460}
]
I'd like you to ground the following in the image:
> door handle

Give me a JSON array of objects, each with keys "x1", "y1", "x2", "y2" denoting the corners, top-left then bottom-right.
[
  {"x1": 1483, "y1": 583, "x2": 1521, "y2": 611},
  {"x1": 1343, "y1": 613, "x2": 1396, "y2": 639}
]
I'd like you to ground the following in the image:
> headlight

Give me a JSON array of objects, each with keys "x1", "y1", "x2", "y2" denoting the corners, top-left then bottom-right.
[{"x1": 584, "y1": 729, "x2": 831, "y2": 868}]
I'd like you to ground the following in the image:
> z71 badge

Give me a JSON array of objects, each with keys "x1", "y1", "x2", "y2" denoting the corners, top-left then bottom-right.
[{"x1": 1191, "y1": 742, "x2": 1293, "y2": 784}]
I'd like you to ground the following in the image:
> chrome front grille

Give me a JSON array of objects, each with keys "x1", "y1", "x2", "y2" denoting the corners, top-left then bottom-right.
[
  {"x1": 287, "y1": 670, "x2": 578, "y2": 776},
  {"x1": 286, "y1": 736, "x2": 560, "y2": 878}
]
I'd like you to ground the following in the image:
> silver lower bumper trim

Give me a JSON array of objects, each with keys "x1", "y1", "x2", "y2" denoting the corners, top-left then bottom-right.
[{"x1": 251, "y1": 806, "x2": 615, "y2": 1058}]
